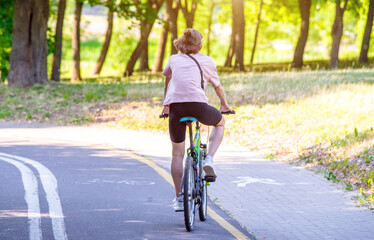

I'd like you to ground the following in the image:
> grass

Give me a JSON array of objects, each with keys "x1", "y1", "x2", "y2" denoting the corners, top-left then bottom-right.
[
  {"x1": 0, "y1": 81, "x2": 128, "y2": 124},
  {"x1": 1, "y1": 68, "x2": 374, "y2": 208}
]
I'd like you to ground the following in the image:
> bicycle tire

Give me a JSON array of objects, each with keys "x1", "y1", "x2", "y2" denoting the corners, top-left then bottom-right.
[
  {"x1": 183, "y1": 156, "x2": 196, "y2": 231},
  {"x1": 198, "y1": 150, "x2": 207, "y2": 221}
]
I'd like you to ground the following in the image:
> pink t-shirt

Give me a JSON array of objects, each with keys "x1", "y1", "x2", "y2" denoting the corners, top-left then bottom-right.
[{"x1": 162, "y1": 52, "x2": 221, "y2": 106}]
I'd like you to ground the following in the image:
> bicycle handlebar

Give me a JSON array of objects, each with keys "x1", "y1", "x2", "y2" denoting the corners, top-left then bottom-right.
[
  {"x1": 159, "y1": 114, "x2": 169, "y2": 119},
  {"x1": 159, "y1": 110, "x2": 235, "y2": 119},
  {"x1": 221, "y1": 110, "x2": 236, "y2": 115}
]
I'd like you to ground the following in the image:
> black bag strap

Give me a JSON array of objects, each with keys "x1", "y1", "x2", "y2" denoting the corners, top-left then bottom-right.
[{"x1": 186, "y1": 54, "x2": 204, "y2": 89}]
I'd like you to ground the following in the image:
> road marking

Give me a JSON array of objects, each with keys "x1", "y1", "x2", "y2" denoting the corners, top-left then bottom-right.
[
  {"x1": 232, "y1": 176, "x2": 284, "y2": 187},
  {"x1": 76, "y1": 178, "x2": 156, "y2": 185},
  {"x1": 0, "y1": 156, "x2": 42, "y2": 240},
  {"x1": 122, "y1": 150, "x2": 174, "y2": 186},
  {"x1": 0, "y1": 152, "x2": 68, "y2": 240},
  {"x1": 0, "y1": 137, "x2": 250, "y2": 239},
  {"x1": 118, "y1": 150, "x2": 250, "y2": 240}
]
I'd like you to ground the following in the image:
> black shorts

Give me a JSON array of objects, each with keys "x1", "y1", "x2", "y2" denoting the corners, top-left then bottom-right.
[{"x1": 169, "y1": 102, "x2": 222, "y2": 143}]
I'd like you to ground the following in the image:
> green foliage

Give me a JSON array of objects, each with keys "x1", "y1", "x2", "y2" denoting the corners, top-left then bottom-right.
[
  {"x1": 44, "y1": 0, "x2": 374, "y2": 79},
  {"x1": 47, "y1": 0, "x2": 59, "y2": 55},
  {"x1": 0, "y1": 0, "x2": 14, "y2": 81},
  {"x1": 265, "y1": 153, "x2": 277, "y2": 160},
  {"x1": 47, "y1": 26, "x2": 58, "y2": 55},
  {"x1": 325, "y1": 171, "x2": 339, "y2": 182},
  {"x1": 49, "y1": 0, "x2": 59, "y2": 21},
  {"x1": 87, "y1": 0, "x2": 159, "y2": 23}
]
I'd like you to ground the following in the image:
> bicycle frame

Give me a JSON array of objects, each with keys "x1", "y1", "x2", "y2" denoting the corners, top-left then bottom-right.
[
  {"x1": 184, "y1": 119, "x2": 209, "y2": 206},
  {"x1": 183, "y1": 118, "x2": 212, "y2": 183},
  {"x1": 186, "y1": 121, "x2": 202, "y2": 162}
]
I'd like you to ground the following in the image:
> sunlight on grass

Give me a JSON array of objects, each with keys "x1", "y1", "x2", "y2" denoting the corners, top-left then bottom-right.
[{"x1": 227, "y1": 82, "x2": 374, "y2": 151}]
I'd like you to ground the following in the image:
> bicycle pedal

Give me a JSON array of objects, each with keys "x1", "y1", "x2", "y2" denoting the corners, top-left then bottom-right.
[{"x1": 205, "y1": 176, "x2": 216, "y2": 182}]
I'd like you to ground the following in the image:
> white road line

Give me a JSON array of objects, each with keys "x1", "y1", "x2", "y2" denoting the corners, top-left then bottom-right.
[
  {"x1": 0, "y1": 156, "x2": 42, "y2": 240},
  {"x1": 0, "y1": 152, "x2": 68, "y2": 240}
]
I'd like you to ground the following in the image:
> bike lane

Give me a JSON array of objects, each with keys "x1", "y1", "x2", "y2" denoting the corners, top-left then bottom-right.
[{"x1": 0, "y1": 140, "x2": 253, "y2": 240}]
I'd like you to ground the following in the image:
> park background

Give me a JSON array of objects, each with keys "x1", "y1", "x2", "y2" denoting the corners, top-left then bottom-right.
[
  {"x1": 49, "y1": 0, "x2": 374, "y2": 78},
  {"x1": 0, "y1": 0, "x2": 374, "y2": 208}
]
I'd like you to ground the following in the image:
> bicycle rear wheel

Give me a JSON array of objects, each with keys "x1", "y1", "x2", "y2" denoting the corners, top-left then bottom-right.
[
  {"x1": 183, "y1": 156, "x2": 196, "y2": 231},
  {"x1": 199, "y1": 150, "x2": 207, "y2": 221}
]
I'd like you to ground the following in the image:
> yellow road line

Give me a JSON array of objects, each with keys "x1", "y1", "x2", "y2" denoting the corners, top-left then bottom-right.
[
  {"x1": 119, "y1": 150, "x2": 174, "y2": 186},
  {"x1": 118, "y1": 149, "x2": 250, "y2": 240}
]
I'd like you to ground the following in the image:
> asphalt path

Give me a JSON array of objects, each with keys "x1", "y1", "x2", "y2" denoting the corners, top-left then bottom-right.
[{"x1": 0, "y1": 139, "x2": 252, "y2": 240}]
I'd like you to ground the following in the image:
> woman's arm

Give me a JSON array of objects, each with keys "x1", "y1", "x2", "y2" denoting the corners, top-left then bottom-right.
[
  {"x1": 164, "y1": 75, "x2": 171, "y2": 100},
  {"x1": 161, "y1": 76, "x2": 172, "y2": 115},
  {"x1": 214, "y1": 85, "x2": 232, "y2": 112}
]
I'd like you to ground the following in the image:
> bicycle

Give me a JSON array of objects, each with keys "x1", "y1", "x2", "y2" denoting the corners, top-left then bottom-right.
[{"x1": 160, "y1": 110, "x2": 235, "y2": 232}]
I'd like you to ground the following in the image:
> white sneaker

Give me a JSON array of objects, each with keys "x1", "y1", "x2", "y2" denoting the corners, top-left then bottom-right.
[
  {"x1": 172, "y1": 196, "x2": 184, "y2": 212},
  {"x1": 203, "y1": 157, "x2": 217, "y2": 178}
]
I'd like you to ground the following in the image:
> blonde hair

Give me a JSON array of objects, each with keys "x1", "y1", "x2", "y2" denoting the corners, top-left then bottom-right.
[{"x1": 173, "y1": 28, "x2": 203, "y2": 54}]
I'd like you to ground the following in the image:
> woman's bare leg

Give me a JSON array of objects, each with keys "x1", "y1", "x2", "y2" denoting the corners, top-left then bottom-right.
[
  {"x1": 207, "y1": 116, "x2": 225, "y2": 157},
  {"x1": 171, "y1": 141, "x2": 185, "y2": 197}
]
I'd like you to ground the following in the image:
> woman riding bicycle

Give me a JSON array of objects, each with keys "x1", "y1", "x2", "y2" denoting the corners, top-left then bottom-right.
[{"x1": 161, "y1": 28, "x2": 233, "y2": 211}]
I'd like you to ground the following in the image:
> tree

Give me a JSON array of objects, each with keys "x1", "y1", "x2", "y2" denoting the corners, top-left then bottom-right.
[
  {"x1": 233, "y1": 0, "x2": 245, "y2": 71},
  {"x1": 224, "y1": 0, "x2": 245, "y2": 71},
  {"x1": 124, "y1": 0, "x2": 163, "y2": 76},
  {"x1": 224, "y1": 2, "x2": 236, "y2": 67},
  {"x1": 358, "y1": 0, "x2": 374, "y2": 63},
  {"x1": 72, "y1": 0, "x2": 83, "y2": 81},
  {"x1": 51, "y1": 0, "x2": 66, "y2": 82},
  {"x1": 138, "y1": 40, "x2": 150, "y2": 71},
  {"x1": 234, "y1": 0, "x2": 245, "y2": 71},
  {"x1": 180, "y1": 0, "x2": 197, "y2": 28},
  {"x1": 90, "y1": 0, "x2": 142, "y2": 74},
  {"x1": 166, "y1": 0, "x2": 180, "y2": 55},
  {"x1": 292, "y1": 0, "x2": 312, "y2": 68},
  {"x1": 138, "y1": 2, "x2": 151, "y2": 71},
  {"x1": 152, "y1": 12, "x2": 169, "y2": 73},
  {"x1": 330, "y1": 0, "x2": 348, "y2": 69},
  {"x1": 250, "y1": 0, "x2": 264, "y2": 64},
  {"x1": 206, "y1": 1, "x2": 217, "y2": 56},
  {"x1": 8, "y1": 0, "x2": 49, "y2": 87},
  {"x1": 92, "y1": 5, "x2": 114, "y2": 75}
]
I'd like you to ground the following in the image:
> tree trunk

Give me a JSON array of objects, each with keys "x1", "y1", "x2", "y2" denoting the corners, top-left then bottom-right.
[
  {"x1": 124, "y1": 0, "x2": 163, "y2": 76},
  {"x1": 152, "y1": 13, "x2": 169, "y2": 73},
  {"x1": 8, "y1": 0, "x2": 49, "y2": 88},
  {"x1": 330, "y1": 0, "x2": 347, "y2": 69},
  {"x1": 207, "y1": 1, "x2": 216, "y2": 56},
  {"x1": 358, "y1": 0, "x2": 374, "y2": 64},
  {"x1": 166, "y1": 0, "x2": 180, "y2": 55},
  {"x1": 233, "y1": 0, "x2": 245, "y2": 71},
  {"x1": 180, "y1": 0, "x2": 197, "y2": 28},
  {"x1": 72, "y1": 0, "x2": 83, "y2": 81},
  {"x1": 124, "y1": 22, "x2": 154, "y2": 76},
  {"x1": 251, "y1": 0, "x2": 263, "y2": 64},
  {"x1": 138, "y1": 39, "x2": 149, "y2": 71},
  {"x1": 292, "y1": 0, "x2": 311, "y2": 68},
  {"x1": 92, "y1": 9, "x2": 113, "y2": 75},
  {"x1": 225, "y1": 0, "x2": 237, "y2": 68},
  {"x1": 51, "y1": 0, "x2": 66, "y2": 82},
  {"x1": 224, "y1": 28, "x2": 236, "y2": 67}
]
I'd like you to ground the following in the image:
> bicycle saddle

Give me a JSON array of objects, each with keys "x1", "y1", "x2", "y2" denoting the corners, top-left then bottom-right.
[{"x1": 179, "y1": 117, "x2": 197, "y2": 122}]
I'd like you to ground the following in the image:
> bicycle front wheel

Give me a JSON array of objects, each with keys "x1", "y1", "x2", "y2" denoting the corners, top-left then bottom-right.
[{"x1": 183, "y1": 156, "x2": 196, "y2": 231}]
